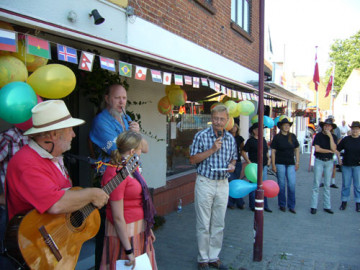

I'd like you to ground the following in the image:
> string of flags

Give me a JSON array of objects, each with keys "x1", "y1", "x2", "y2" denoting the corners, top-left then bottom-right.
[{"x1": 0, "y1": 28, "x2": 287, "y2": 107}]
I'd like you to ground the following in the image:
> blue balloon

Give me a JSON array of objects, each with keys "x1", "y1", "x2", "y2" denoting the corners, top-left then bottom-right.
[
  {"x1": 273, "y1": 116, "x2": 280, "y2": 127},
  {"x1": 229, "y1": 180, "x2": 257, "y2": 199},
  {"x1": 264, "y1": 115, "x2": 274, "y2": 128}
]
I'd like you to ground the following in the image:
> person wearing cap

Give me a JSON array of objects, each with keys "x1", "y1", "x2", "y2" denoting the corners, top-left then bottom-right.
[
  {"x1": 5, "y1": 100, "x2": 109, "y2": 223},
  {"x1": 270, "y1": 117, "x2": 300, "y2": 214},
  {"x1": 190, "y1": 105, "x2": 237, "y2": 270},
  {"x1": 336, "y1": 121, "x2": 360, "y2": 212},
  {"x1": 310, "y1": 118, "x2": 338, "y2": 214},
  {"x1": 241, "y1": 122, "x2": 272, "y2": 213}
]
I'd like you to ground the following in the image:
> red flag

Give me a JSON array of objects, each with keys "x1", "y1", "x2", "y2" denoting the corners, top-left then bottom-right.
[
  {"x1": 325, "y1": 67, "x2": 334, "y2": 98},
  {"x1": 313, "y1": 48, "x2": 320, "y2": 91}
]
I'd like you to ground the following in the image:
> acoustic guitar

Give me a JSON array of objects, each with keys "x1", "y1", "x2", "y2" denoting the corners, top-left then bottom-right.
[{"x1": 4, "y1": 154, "x2": 139, "y2": 269}]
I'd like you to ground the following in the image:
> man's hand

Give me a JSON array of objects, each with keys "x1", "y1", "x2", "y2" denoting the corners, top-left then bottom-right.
[
  {"x1": 91, "y1": 188, "x2": 109, "y2": 208},
  {"x1": 324, "y1": 130, "x2": 332, "y2": 137},
  {"x1": 227, "y1": 163, "x2": 235, "y2": 173},
  {"x1": 211, "y1": 137, "x2": 222, "y2": 153},
  {"x1": 129, "y1": 121, "x2": 140, "y2": 133}
]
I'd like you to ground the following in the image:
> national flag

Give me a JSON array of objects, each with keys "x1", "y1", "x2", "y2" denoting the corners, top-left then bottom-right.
[
  {"x1": 135, "y1": 66, "x2": 147, "y2": 80},
  {"x1": 242, "y1": 93, "x2": 247, "y2": 100},
  {"x1": 246, "y1": 93, "x2": 251, "y2": 100},
  {"x1": 151, "y1": 70, "x2": 162, "y2": 83},
  {"x1": 325, "y1": 67, "x2": 334, "y2": 98},
  {"x1": 57, "y1": 44, "x2": 77, "y2": 64},
  {"x1": 26, "y1": 35, "x2": 51, "y2": 59},
  {"x1": 193, "y1": 77, "x2": 200, "y2": 88},
  {"x1": 184, "y1": 76, "x2": 192, "y2": 85},
  {"x1": 100, "y1": 56, "x2": 116, "y2": 71},
  {"x1": 0, "y1": 29, "x2": 17, "y2": 52},
  {"x1": 163, "y1": 72, "x2": 172, "y2": 85},
  {"x1": 237, "y1": 91, "x2": 242, "y2": 100},
  {"x1": 119, "y1": 61, "x2": 132, "y2": 77},
  {"x1": 201, "y1": 78, "x2": 208, "y2": 87},
  {"x1": 313, "y1": 47, "x2": 320, "y2": 91},
  {"x1": 215, "y1": 83, "x2": 221, "y2": 92},
  {"x1": 231, "y1": 89, "x2": 237, "y2": 98},
  {"x1": 280, "y1": 72, "x2": 286, "y2": 87},
  {"x1": 174, "y1": 74, "x2": 183, "y2": 85},
  {"x1": 79, "y1": 51, "x2": 95, "y2": 72},
  {"x1": 209, "y1": 80, "x2": 215, "y2": 90}
]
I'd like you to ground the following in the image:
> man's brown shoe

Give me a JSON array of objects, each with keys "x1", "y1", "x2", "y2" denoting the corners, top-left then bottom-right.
[{"x1": 209, "y1": 260, "x2": 228, "y2": 270}]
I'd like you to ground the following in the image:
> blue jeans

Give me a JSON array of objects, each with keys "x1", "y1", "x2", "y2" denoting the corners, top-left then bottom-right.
[
  {"x1": 276, "y1": 164, "x2": 296, "y2": 209},
  {"x1": 228, "y1": 161, "x2": 245, "y2": 208},
  {"x1": 249, "y1": 166, "x2": 270, "y2": 209},
  {"x1": 341, "y1": 166, "x2": 360, "y2": 203},
  {"x1": 311, "y1": 158, "x2": 333, "y2": 209}
]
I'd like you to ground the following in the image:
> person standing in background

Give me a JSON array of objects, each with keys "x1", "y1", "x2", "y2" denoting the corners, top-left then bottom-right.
[{"x1": 271, "y1": 117, "x2": 300, "y2": 214}]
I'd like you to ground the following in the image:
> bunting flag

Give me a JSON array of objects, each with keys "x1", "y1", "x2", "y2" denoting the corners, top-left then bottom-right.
[
  {"x1": 100, "y1": 56, "x2": 116, "y2": 71},
  {"x1": 26, "y1": 35, "x2": 51, "y2": 59},
  {"x1": 280, "y1": 72, "x2": 286, "y2": 87},
  {"x1": 135, "y1": 66, "x2": 147, "y2": 80},
  {"x1": 57, "y1": 44, "x2": 77, "y2": 64},
  {"x1": 0, "y1": 29, "x2": 17, "y2": 52},
  {"x1": 209, "y1": 80, "x2": 215, "y2": 90},
  {"x1": 231, "y1": 89, "x2": 237, "y2": 98},
  {"x1": 79, "y1": 51, "x2": 95, "y2": 72},
  {"x1": 163, "y1": 72, "x2": 172, "y2": 85},
  {"x1": 201, "y1": 78, "x2": 208, "y2": 87},
  {"x1": 174, "y1": 74, "x2": 183, "y2": 85},
  {"x1": 313, "y1": 48, "x2": 320, "y2": 91},
  {"x1": 325, "y1": 67, "x2": 334, "y2": 98},
  {"x1": 193, "y1": 77, "x2": 200, "y2": 88},
  {"x1": 242, "y1": 92, "x2": 247, "y2": 100},
  {"x1": 119, "y1": 61, "x2": 132, "y2": 77},
  {"x1": 184, "y1": 76, "x2": 192, "y2": 85},
  {"x1": 151, "y1": 69, "x2": 163, "y2": 83},
  {"x1": 215, "y1": 83, "x2": 220, "y2": 92}
]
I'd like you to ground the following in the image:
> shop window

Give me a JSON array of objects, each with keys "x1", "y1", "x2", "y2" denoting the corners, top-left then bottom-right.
[{"x1": 166, "y1": 112, "x2": 211, "y2": 177}]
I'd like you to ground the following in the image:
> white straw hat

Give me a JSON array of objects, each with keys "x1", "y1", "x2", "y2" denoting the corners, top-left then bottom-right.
[{"x1": 24, "y1": 100, "x2": 85, "y2": 135}]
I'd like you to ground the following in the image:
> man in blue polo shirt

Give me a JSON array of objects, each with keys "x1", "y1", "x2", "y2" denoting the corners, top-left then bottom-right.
[
  {"x1": 190, "y1": 105, "x2": 237, "y2": 270},
  {"x1": 311, "y1": 118, "x2": 338, "y2": 214}
]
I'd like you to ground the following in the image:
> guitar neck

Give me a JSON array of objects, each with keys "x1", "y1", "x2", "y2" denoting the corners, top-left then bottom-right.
[{"x1": 81, "y1": 165, "x2": 131, "y2": 218}]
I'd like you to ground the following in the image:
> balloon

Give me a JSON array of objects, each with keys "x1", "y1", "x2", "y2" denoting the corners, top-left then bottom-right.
[
  {"x1": 14, "y1": 95, "x2": 43, "y2": 131},
  {"x1": 158, "y1": 96, "x2": 173, "y2": 115},
  {"x1": 229, "y1": 180, "x2": 257, "y2": 198},
  {"x1": 263, "y1": 180, "x2": 280, "y2": 198},
  {"x1": 0, "y1": 82, "x2": 37, "y2": 124},
  {"x1": 224, "y1": 100, "x2": 237, "y2": 117},
  {"x1": 232, "y1": 102, "x2": 241, "y2": 118},
  {"x1": 279, "y1": 115, "x2": 289, "y2": 122},
  {"x1": 0, "y1": 55, "x2": 28, "y2": 88},
  {"x1": 168, "y1": 87, "x2": 187, "y2": 106},
  {"x1": 274, "y1": 116, "x2": 280, "y2": 126},
  {"x1": 264, "y1": 115, "x2": 274, "y2": 128},
  {"x1": 28, "y1": 64, "x2": 76, "y2": 99},
  {"x1": 165, "y1": 84, "x2": 180, "y2": 96},
  {"x1": 238, "y1": 100, "x2": 255, "y2": 116},
  {"x1": 10, "y1": 36, "x2": 48, "y2": 72},
  {"x1": 225, "y1": 117, "x2": 234, "y2": 131},
  {"x1": 244, "y1": 163, "x2": 258, "y2": 183},
  {"x1": 251, "y1": 115, "x2": 258, "y2": 124}
]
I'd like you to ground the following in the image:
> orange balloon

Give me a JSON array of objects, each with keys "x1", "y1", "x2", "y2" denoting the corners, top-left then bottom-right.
[
  {"x1": 168, "y1": 88, "x2": 187, "y2": 106},
  {"x1": 158, "y1": 96, "x2": 173, "y2": 115},
  {"x1": 225, "y1": 117, "x2": 234, "y2": 131}
]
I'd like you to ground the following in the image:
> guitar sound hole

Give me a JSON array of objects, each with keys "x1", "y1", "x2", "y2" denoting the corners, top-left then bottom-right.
[{"x1": 70, "y1": 211, "x2": 84, "y2": 228}]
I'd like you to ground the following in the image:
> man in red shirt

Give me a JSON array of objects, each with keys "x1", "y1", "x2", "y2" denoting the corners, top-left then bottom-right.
[{"x1": 5, "y1": 100, "x2": 109, "y2": 268}]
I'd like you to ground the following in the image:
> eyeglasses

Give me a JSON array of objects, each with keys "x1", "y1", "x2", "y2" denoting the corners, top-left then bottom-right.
[{"x1": 212, "y1": 117, "x2": 227, "y2": 123}]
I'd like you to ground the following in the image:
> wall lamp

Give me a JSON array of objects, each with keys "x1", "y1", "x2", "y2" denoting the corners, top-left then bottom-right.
[{"x1": 89, "y1": 9, "x2": 105, "y2": 25}]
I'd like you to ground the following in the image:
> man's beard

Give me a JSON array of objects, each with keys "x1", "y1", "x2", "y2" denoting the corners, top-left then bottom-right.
[{"x1": 109, "y1": 108, "x2": 123, "y2": 121}]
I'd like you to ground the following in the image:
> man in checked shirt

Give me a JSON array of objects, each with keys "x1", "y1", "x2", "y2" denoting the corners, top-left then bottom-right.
[{"x1": 190, "y1": 105, "x2": 237, "y2": 270}]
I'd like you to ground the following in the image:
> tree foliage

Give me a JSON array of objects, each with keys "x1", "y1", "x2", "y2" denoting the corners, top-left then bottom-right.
[{"x1": 327, "y1": 30, "x2": 360, "y2": 94}]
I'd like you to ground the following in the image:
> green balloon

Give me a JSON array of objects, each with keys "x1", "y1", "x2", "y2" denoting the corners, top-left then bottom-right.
[
  {"x1": 251, "y1": 115, "x2": 258, "y2": 124},
  {"x1": 0, "y1": 81, "x2": 37, "y2": 124},
  {"x1": 245, "y1": 163, "x2": 258, "y2": 183},
  {"x1": 239, "y1": 100, "x2": 255, "y2": 116}
]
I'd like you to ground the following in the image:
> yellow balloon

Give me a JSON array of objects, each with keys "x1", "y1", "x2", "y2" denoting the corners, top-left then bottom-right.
[
  {"x1": 0, "y1": 55, "x2": 28, "y2": 88},
  {"x1": 279, "y1": 115, "x2": 290, "y2": 122},
  {"x1": 165, "y1": 84, "x2": 181, "y2": 96},
  {"x1": 224, "y1": 100, "x2": 237, "y2": 117},
  {"x1": 168, "y1": 88, "x2": 187, "y2": 106},
  {"x1": 28, "y1": 64, "x2": 76, "y2": 99},
  {"x1": 11, "y1": 37, "x2": 48, "y2": 72}
]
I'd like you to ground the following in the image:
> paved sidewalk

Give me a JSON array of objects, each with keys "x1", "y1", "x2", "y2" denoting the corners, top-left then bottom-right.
[{"x1": 154, "y1": 154, "x2": 360, "y2": 270}]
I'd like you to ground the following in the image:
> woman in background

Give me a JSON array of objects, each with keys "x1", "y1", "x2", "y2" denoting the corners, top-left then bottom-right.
[
  {"x1": 271, "y1": 117, "x2": 300, "y2": 214},
  {"x1": 100, "y1": 131, "x2": 157, "y2": 270}
]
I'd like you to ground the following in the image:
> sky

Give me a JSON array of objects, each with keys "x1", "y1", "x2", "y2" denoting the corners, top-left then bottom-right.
[{"x1": 266, "y1": 0, "x2": 360, "y2": 78}]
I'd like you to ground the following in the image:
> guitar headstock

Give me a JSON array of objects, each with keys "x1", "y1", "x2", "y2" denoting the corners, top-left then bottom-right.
[{"x1": 121, "y1": 154, "x2": 140, "y2": 175}]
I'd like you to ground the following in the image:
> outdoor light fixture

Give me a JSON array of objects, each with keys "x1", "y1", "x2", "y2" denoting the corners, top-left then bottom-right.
[
  {"x1": 89, "y1": 9, "x2": 105, "y2": 25},
  {"x1": 67, "y1": 11, "x2": 77, "y2": 23}
]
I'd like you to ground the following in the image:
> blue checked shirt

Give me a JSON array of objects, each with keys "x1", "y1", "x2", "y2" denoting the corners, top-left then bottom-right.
[{"x1": 190, "y1": 126, "x2": 237, "y2": 180}]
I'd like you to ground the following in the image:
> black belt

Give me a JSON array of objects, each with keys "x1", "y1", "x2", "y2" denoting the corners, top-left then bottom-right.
[{"x1": 316, "y1": 157, "x2": 332, "y2": 162}]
